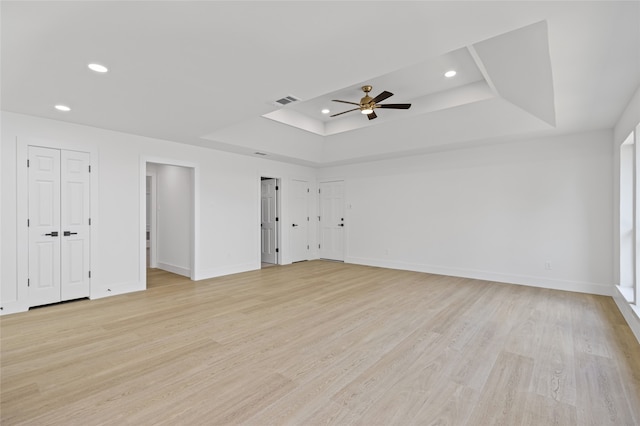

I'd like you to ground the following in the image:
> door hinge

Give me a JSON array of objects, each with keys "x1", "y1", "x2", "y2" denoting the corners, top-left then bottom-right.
[
  {"x1": 307, "y1": 217, "x2": 309, "y2": 221},
  {"x1": 89, "y1": 218, "x2": 91, "y2": 225},
  {"x1": 88, "y1": 165, "x2": 91, "y2": 173},
  {"x1": 307, "y1": 245, "x2": 309, "y2": 249},
  {"x1": 27, "y1": 278, "x2": 30, "y2": 287},
  {"x1": 27, "y1": 159, "x2": 30, "y2": 167},
  {"x1": 307, "y1": 188, "x2": 310, "y2": 193},
  {"x1": 27, "y1": 219, "x2": 30, "y2": 227},
  {"x1": 276, "y1": 217, "x2": 279, "y2": 222},
  {"x1": 318, "y1": 244, "x2": 321, "y2": 249},
  {"x1": 276, "y1": 248, "x2": 279, "y2": 253},
  {"x1": 275, "y1": 185, "x2": 279, "y2": 190},
  {"x1": 318, "y1": 216, "x2": 321, "y2": 221},
  {"x1": 318, "y1": 189, "x2": 321, "y2": 194},
  {"x1": 88, "y1": 271, "x2": 91, "y2": 278}
]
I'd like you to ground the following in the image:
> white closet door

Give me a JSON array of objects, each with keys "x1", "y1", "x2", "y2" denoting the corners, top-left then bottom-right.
[
  {"x1": 28, "y1": 146, "x2": 62, "y2": 306},
  {"x1": 28, "y1": 147, "x2": 91, "y2": 307},
  {"x1": 60, "y1": 150, "x2": 91, "y2": 301},
  {"x1": 319, "y1": 181, "x2": 345, "y2": 261},
  {"x1": 291, "y1": 179, "x2": 310, "y2": 262}
]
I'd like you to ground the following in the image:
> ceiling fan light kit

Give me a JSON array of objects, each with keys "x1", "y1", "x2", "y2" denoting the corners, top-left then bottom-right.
[{"x1": 331, "y1": 85, "x2": 411, "y2": 120}]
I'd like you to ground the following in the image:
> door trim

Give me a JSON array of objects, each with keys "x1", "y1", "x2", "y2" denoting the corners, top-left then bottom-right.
[
  {"x1": 140, "y1": 157, "x2": 198, "y2": 287},
  {"x1": 15, "y1": 138, "x2": 98, "y2": 314},
  {"x1": 146, "y1": 171, "x2": 158, "y2": 268}
]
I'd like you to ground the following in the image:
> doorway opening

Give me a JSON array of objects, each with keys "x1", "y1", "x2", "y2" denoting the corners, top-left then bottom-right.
[
  {"x1": 143, "y1": 161, "x2": 196, "y2": 288},
  {"x1": 261, "y1": 177, "x2": 281, "y2": 268}
]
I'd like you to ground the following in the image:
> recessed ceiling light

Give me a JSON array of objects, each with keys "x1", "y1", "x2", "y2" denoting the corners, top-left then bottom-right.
[
  {"x1": 88, "y1": 63, "x2": 108, "y2": 73},
  {"x1": 54, "y1": 105, "x2": 71, "y2": 112},
  {"x1": 321, "y1": 109, "x2": 330, "y2": 114},
  {"x1": 444, "y1": 70, "x2": 457, "y2": 78}
]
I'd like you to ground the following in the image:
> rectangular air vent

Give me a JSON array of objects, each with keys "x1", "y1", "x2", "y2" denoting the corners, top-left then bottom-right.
[
  {"x1": 274, "y1": 95, "x2": 300, "y2": 107},
  {"x1": 254, "y1": 152, "x2": 268, "y2": 156}
]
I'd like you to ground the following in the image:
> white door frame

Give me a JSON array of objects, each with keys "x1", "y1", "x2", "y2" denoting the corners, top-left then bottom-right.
[
  {"x1": 146, "y1": 171, "x2": 158, "y2": 268},
  {"x1": 260, "y1": 177, "x2": 280, "y2": 265},
  {"x1": 140, "y1": 157, "x2": 199, "y2": 288},
  {"x1": 257, "y1": 174, "x2": 282, "y2": 266},
  {"x1": 15, "y1": 137, "x2": 98, "y2": 313}
]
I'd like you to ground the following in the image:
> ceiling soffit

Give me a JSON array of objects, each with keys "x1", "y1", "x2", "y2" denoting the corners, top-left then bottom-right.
[
  {"x1": 203, "y1": 21, "x2": 557, "y2": 165},
  {"x1": 255, "y1": 21, "x2": 555, "y2": 137}
]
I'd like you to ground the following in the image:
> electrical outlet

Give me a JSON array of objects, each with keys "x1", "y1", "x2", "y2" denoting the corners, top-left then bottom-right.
[{"x1": 544, "y1": 261, "x2": 552, "y2": 270}]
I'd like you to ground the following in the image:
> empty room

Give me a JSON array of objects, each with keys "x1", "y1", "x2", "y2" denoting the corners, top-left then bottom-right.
[{"x1": 1, "y1": 1, "x2": 639, "y2": 425}]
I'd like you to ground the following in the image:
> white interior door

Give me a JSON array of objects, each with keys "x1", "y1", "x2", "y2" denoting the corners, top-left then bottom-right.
[
  {"x1": 291, "y1": 179, "x2": 309, "y2": 262},
  {"x1": 28, "y1": 146, "x2": 91, "y2": 307},
  {"x1": 261, "y1": 178, "x2": 278, "y2": 264},
  {"x1": 28, "y1": 146, "x2": 62, "y2": 306},
  {"x1": 60, "y1": 150, "x2": 91, "y2": 300},
  {"x1": 319, "y1": 181, "x2": 345, "y2": 261}
]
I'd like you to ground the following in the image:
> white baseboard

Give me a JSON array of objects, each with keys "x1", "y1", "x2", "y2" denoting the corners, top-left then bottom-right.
[
  {"x1": 194, "y1": 262, "x2": 258, "y2": 281},
  {"x1": 1, "y1": 279, "x2": 147, "y2": 313},
  {"x1": 0, "y1": 301, "x2": 29, "y2": 315},
  {"x1": 345, "y1": 256, "x2": 613, "y2": 296},
  {"x1": 613, "y1": 287, "x2": 640, "y2": 344},
  {"x1": 90, "y1": 280, "x2": 145, "y2": 299},
  {"x1": 157, "y1": 262, "x2": 191, "y2": 278}
]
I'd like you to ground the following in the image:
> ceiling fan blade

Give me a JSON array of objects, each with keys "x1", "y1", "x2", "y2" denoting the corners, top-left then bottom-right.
[
  {"x1": 378, "y1": 103, "x2": 411, "y2": 109},
  {"x1": 332, "y1": 99, "x2": 361, "y2": 106},
  {"x1": 367, "y1": 111, "x2": 377, "y2": 120},
  {"x1": 330, "y1": 108, "x2": 360, "y2": 117},
  {"x1": 372, "y1": 90, "x2": 393, "y2": 104}
]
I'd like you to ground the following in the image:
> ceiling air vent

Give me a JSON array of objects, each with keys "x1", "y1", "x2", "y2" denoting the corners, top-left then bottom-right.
[
  {"x1": 254, "y1": 152, "x2": 268, "y2": 156},
  {"x1": 273, "y1": 95, "x2": 300, "y2": 107}
]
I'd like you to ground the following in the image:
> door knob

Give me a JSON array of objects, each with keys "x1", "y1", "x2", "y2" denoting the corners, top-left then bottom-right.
[
  {"x1": 63, "y1": 231, "x2": 78, "y2": 236},
  {"x1": 292, "y1": 224, "x2": 298, "y2": 227},
  {"x1": 338, "y1": 224, "x2": 344, "y2": 227},
  {"x1": 45, "y1": 231, "x2": 59, "y2": 237}
]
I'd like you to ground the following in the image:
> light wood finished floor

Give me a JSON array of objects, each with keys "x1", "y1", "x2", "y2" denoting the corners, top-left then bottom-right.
[{"x1": 2, "y1": 261, "x2": 639, "y2": 425}]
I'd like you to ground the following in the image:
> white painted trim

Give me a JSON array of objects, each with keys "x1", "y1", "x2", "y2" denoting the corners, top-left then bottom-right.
[
  {"x1": 146, "y1": 170, "x2": 158, "y2": 268},
  {"x1": 194, "y1": 262, "x2": 258, "y2": 281},
  {"x1": 15, "y1": 137, "x2": 98, "y2": 309},
  {"x1": 156, "y1": 262, "x2": 191, "y2": 278},
  {"x1": 345, "y1": 256, "x2": 614, "y2": 296},
  {"x1": 0, "y1": 301, "x2": 29, "y2": 315},
  {"x1": 140, "y1": 157, "x2": 199, "y2": 288},
  {"x1": 613, "y1": 286, "x2": 640, "y2": 344},
  {"x1": 90, "y1": 280, "x2": 145, "y2": 300}
]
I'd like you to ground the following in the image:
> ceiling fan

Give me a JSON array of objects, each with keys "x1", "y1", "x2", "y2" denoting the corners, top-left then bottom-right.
[{"x1": 330, "y1": 85, "x2": 411, "y2": 120}]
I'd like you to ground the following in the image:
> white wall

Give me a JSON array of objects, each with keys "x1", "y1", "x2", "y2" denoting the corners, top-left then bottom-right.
[
  {"x1": 1, "y1": 111, "x2": 317, "y2": 314},
  {"x1": 0, "y1": 109, "x2": 626, "y2": 316},
  {"x1": 320, "y1": 130, "x2": 614, "y2": 295},
  {"x1": 155, "y1": 163, "x2": 192, "y2": 277}
]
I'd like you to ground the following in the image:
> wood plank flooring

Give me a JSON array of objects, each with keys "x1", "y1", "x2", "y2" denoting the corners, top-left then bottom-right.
[{"x1": 2, "y1": 261, "x2": 639, "y2": 425}]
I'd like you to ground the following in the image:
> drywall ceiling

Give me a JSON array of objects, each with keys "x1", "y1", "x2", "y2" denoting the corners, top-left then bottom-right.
[{"x1": 2, "y1": 1, "x2": 639, "y2": 166}]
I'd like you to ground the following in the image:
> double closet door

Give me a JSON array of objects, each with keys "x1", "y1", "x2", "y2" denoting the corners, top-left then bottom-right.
[{"x1": 28, "y1": 146, "x2": 91, "y2": 307}]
